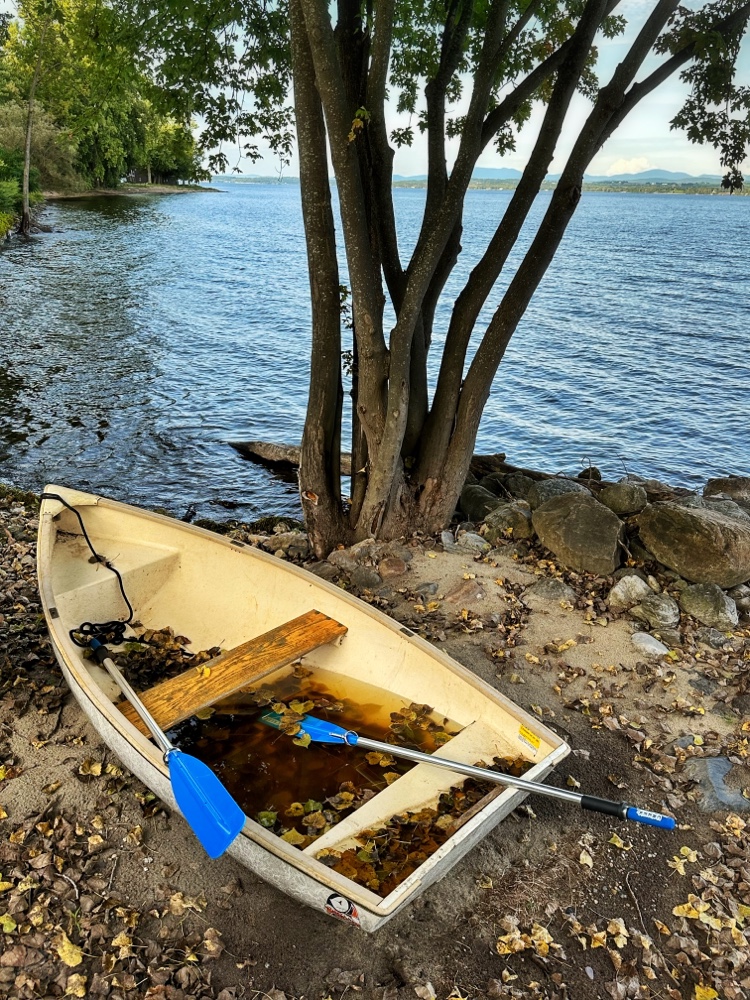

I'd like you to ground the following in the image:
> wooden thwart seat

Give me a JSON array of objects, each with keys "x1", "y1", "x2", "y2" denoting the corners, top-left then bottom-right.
[{"x1": 118, "y1": 609, "x2": 347, "y2": 737}]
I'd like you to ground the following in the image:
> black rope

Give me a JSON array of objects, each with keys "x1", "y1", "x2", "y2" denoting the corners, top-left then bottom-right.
[{"x1": 40, "y1": 492, "x2": 134, "y2": 647}]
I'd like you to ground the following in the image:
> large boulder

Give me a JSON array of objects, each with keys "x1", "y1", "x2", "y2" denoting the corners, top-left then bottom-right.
[
  {"x1": 531, "y1": 493, "x2": 625, "y2": 576},
  {"x1": 527, "y1": 478, "x2": 589, "y2": 510},
  {"x1": 598, "y1": 482, "x2": 648, "y2": 517},
  {"x1": 679, "y1": 583, "x2": 739, "y2": 631},
  {"x1": 704, "y1": 476, "x2": 750, "y2": 502},
  {"x1": 638, "y1": 501, "x2": 750, "y2": 588},
  {"x1": 459, "y1": 484, "x2": 503, "y2": 522},
  {"x1": 483, "y1": 500, "x2": 534, "y2": 542}
]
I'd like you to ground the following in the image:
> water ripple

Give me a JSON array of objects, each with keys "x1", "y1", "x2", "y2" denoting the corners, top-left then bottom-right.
[{"x1": 0, "y1": 184, "x2": 747, "y2": 517}]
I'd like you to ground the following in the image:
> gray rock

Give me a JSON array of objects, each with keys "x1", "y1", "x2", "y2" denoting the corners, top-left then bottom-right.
[
  {"x1": 483, "y1": 500, "x2": 534, "y2": 543},
  {"x1": 444, "y1": 578, "x2": 487, "y2": 604},
  {"x1": 307, "y1": 560, "x2": 339, "y2": 582},
  {"x1": 500, "y1": 473, "x2": 536, "y2": 501},
  {"x1": 598, "y1": 482, "x2": 648, "y2": 516},
  {"x1": 327, "y1": 549, "x2": 360, "y2": 575},
  {"x1": 478, "y1": 473, "x2": 512, "y2": 497},
  {"x1": 415, "y1": 581, "x2": 439, "y2": 597},
  {"x1": 527, "y1": 478, "x2": 589, "y2": 511},
  {"x1": 608, "y1": 574, "x2": 653, "y2": 609},
  {"x1": 378, "y1": 557, "x2": 408, "y2": 580},
  {"x1": 456, "y1": 531, "x2": 491, "y2": 553},
  {"x1": 679, "y1": 583, "x2": 738, "y2": 630},
  {"x1": 638, "y1": 501, "x2": 750, "y2": 588},
  {"x1": 262, "y1": 531, "x2": 310, "y2": 557},
  {"x1": 631, "y1": 632, "x2": 669, "y2": 658},
  {"x1": 676, "y1": 494, "x2": 750, "y2": 523},
  {"x1": 682, "y1": 757, "x2": 750, "y2": 813},
  {"x1": 639, "y1": 592, "x2": 681, "y2": 629},
  {"x1": 695, "y1": 627, "x2": 733, "y2": 649},
  {"x1": 348, "y1": 565, "x2": 383, "y2": 590},
  {"x1": 531, "y1": 493, "x2": 625, "y2": 577},
  {"x1": 522, "y1": 578, "x2": 577, "y2": 607},
  {"x1": 654, "y1": 627, "x2": 683, "y2": 647},
  {"x1": 621, "y1": 475, "x2": 674, "y2": 501},
  {"x1": 441, "y1": 530, "x2": 457, "y2": 551},
  {"x1": 459, "y1": 484, "x2": 503, "y2": 522},
  {"x1": 704, "y1": 475, "x2": 750, "y2": 502}
]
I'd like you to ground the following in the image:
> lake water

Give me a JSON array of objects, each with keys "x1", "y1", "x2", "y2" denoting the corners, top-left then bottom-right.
[{"x1": 0, "y1": 181, "x2": 747, "y2": 521}]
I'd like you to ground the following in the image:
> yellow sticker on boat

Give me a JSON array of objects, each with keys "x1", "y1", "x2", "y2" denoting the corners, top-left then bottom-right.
[{"x1": 518, "y1": 724, "x2": 540, "y2": 755}]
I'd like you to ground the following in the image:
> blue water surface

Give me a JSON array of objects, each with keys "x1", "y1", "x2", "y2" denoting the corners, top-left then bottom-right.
[{"x1": 0, "y1": 181, "x2": 747, "y2": 519}]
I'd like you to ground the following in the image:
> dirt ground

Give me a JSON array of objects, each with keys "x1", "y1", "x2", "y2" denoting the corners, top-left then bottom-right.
[{"x1": 1, "y1": 487, "x2": 749, "y2": 1000}]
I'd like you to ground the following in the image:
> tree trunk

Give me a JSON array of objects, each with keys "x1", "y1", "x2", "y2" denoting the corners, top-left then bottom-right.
[{"x1": 20, "y1": 19, "x2": 50, "y2": 237}]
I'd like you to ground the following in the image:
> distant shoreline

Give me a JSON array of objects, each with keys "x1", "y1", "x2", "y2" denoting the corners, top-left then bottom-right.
[
  {"x1": 215, "y1": 176, "x2": 746, "y2": 195},
  {"x1": 43, "y1": 183, "x2": 221, "y2": 200}
]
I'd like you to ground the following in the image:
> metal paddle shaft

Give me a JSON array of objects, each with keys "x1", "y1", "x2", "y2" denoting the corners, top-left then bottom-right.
[
  {"x1": 90, "y1": 639, "x2": 245, "y2": 857},
  {"x1": 260, "y1": 711, "x2": 675, "y2": 831}
]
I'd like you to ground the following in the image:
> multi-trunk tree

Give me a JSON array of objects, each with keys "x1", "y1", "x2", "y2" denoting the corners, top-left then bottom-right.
[{"x1": 133, "y1": 2, "x2": 750, "y2": 553}]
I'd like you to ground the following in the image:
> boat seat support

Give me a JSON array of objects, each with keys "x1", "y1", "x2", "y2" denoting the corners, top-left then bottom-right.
[{"x1": 118, "y1": 609, "x2": 347, "y2": 737}]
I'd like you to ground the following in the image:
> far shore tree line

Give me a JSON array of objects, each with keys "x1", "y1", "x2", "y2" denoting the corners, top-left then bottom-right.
[{"x1": 0, "y1": 1, "x2": 208, "y2": 236}]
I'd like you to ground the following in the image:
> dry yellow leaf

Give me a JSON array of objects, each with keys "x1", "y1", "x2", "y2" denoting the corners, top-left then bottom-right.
[
  {"x1": 607, "y1": 833, "x2": 632, "y2": 850},
  {"x1": 65, "y1": 973, "x2": 87, "y2": 998},
  {"x1": 54, "y1": 929, "x2": 83, "y2": 967},
  {"x1": 668, "y1": 855, "x2": 687, "y2": 875},
  {"x1": 694, "y1": 986, "x2": 718, "y2": 1000},
  {"x1": 579, "y1": 849, "x2": 594, "y2": 869}
]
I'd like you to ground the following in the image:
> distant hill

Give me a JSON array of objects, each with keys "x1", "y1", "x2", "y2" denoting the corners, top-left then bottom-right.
[
  {"x1": 579, "y1": 168, "x2": 723, "y2": 184},
  {"x1": 216, "y1": 168, "x2": 726, "y2": 187},
  {"x1": 394, "y1": 167, "x2": 723, "y2": 184}
]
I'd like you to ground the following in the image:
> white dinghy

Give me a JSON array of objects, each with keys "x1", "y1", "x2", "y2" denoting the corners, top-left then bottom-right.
[{"x1": 37, "y1": 485, "x2": 569, "y2": 931}]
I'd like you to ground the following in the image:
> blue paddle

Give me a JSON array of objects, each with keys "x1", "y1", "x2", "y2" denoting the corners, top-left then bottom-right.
[
  {"x1": 90, "y1": 639, "x2": 246, "y2": 858},
  {"x1": 261, "y1": 710, "x2": 675, "y2": 830}
]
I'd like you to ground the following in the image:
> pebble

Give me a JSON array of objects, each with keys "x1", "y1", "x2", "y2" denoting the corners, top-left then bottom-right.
[
  {"x1": 630, "y1": 632, "x2": 669, "y2": 658},
  {"x1": 682, "y1": 757, "x2": 750, "y2": 813}
]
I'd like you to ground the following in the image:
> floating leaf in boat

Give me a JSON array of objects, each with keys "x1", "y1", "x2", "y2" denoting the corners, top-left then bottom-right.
[
  {"x1": 285, "y1": 802, "x2": 305, "y2": 817},
  {"x1": 289, "y1": 699, "x2": 315, "y2": 714},
  {"x1": 304, "y1": 811, "x2": 328, "y2": 830},
  {"x1": 280, "y1": 829, "x2": 306, "y2": 846},
  {"x1": 256, "y1": 811, "x2": 278, "y2": 828},
  {"x1": 293, "y1": 732, "x2": 312, "y2": 748}
]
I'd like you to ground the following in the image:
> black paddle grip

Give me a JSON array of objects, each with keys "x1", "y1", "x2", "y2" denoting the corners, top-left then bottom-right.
[
  {"x1": 580, "y1": 795, "x2": 628, "y2": 820},
  {"x1": 89, "y1": 638, "x2": 109, "y2": 664}
]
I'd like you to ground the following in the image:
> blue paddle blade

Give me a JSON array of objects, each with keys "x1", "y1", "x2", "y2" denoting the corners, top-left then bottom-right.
[
  {"x1": 167, "y1": 749, "x2": 245, "y2": 858},
  {"x1": 260, "y1": 710, "x2": 355, "y2": 745}
]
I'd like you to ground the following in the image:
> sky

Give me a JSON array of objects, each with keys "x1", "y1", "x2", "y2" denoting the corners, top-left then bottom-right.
[{"x1": 229, "y1": 0, "x2": 750, "y2": 179}]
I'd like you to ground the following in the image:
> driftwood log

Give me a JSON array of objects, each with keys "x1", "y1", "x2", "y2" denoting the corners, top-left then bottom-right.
[{"x1": 229, "y1": 441, "x2": 566, "y2": 484}]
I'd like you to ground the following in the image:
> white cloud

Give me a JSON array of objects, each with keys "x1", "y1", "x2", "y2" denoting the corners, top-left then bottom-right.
[{"x1": 605, "y1": 156, "x2": 654, "y2": 176}]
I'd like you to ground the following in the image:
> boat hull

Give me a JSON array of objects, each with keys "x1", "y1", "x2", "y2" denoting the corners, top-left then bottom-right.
[{"x1": 38, "y1": 486, "x2": 569, "y2": 931}]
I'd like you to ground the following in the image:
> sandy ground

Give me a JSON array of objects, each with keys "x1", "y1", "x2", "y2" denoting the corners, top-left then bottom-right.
[{"x1": 1, "y1": 490, "x2": 749, "y2": 1000}]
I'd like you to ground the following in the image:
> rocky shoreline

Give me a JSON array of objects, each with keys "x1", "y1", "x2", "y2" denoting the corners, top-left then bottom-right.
[{"x1": 1, "y1": 477, "x2": 749, "y2": 1000}]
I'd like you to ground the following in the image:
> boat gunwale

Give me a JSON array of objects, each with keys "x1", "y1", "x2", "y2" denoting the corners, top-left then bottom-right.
[{"x1": 37, "y1": 485, "x2": 570, "y2": 919}]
